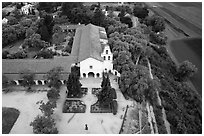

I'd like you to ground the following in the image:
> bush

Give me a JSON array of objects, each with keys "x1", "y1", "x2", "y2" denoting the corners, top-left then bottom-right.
[
  {"x1": 2, "y1": 50, "x2": 9, "y2": 59},
  {"x1": 47, "y1": 88, "x2": 60, "y2": 101},
  {"x1": 112, "y1": 100, "x2": 118, "y2": 115},
  {"x1": 30, "y1": 115, "x2": 58, "y2": 134},
  {"x1": 111, "y1": 88, "x2": 117, "y2": 99}
]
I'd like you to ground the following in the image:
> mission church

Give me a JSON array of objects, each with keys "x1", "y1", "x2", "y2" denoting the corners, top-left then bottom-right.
[{"x1": 2, "y1": 24, "x2": 119, "y2": 85}]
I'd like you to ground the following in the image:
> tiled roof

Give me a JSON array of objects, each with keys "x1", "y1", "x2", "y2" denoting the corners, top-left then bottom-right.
[
  {"x1": 71, "y1": 24, "x2": 105, "y2": 62},
  {"x1": 2, "y1": 56, "x2": 77, "y2": 74}
]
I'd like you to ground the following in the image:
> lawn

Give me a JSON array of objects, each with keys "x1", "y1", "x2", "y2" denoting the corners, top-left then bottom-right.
[
  {"x1": 2, "y1": 107, "x2": 20, "y2": 134},
  {"x1": 160, "y1": 7, "x2": 201, "y2": 36},
  {"x1": 170, "y1": 37, "x2": 202, "y2": 94}
]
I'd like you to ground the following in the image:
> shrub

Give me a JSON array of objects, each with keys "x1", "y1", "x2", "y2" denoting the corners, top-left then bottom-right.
[
  {"x1": 111, "y1": 88, "x2": 117, "y2": 99},
  {"x1": 47, "y1": 88, "x2": 60, "y2": 101},
  {"x1": 30, "y1": 115, "x2": 58, "y2": 134},
  {"x1": 112, "y1": 100, "x2": 118, "y2": 115},
  {"x1": 2, "y1": 50, "x2": 9, "y2": 59}
]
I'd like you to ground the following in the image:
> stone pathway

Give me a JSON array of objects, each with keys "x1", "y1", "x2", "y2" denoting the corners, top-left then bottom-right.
[{"x1": 81, "y1": 87, "x2": 98, "y2": 113}]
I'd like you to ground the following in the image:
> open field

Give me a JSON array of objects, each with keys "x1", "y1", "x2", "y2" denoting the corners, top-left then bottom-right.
[
  {"x1": 171, "y1": 2, "x2": 202, "y2": 8},
  {"x1": 146, "y1": 2, "x2": 202, "y2": 37},
  {"x1": 170, "y1": 38, "x2": 202, "y2": 95},
  {"x1": 159, "y1": 2, "x2": 202, "y2": 29},
  {"x1": 160, "y1": 7, "x2": 201, "y2": 36}
]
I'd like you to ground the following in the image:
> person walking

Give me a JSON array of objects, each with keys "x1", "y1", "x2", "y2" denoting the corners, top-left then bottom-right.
[{"x1": 85, "y1": 124, "x2": 88, "y2": 131}]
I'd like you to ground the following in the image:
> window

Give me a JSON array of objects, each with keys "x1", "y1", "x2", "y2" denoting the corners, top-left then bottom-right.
[
  {"x1": 106, "y1": 50, "x2": 108, "y2": 54},
  {"x1": 90, "y1": 66, "x2": 93, "y2": 69},
  {"x1": 108, "y1": 56, "x2": 110, "y2": 60},
  {"x1": 104, "y1": 56, "x2": 106, "y2": 60}
]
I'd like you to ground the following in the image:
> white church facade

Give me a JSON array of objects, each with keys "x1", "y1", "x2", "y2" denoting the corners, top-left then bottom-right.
[
  {"x1": 71, "y1": 23, "x2": 119, "y2": 78},
  {"x1": 2, "y1": 24, "x2": 120, "y2": 84}
]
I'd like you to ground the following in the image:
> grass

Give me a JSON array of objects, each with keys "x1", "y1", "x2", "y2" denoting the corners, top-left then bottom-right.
[
  {"x1": 160, "y1": 7, "x2": 201, "y2": 36},
  {"x1": 2, "y1": 107, "x2": 20, "y2": 134},
  {"x1": 171, "y1": 2, "x2": 202, "y2": 8},
  {"x1": 170, "y1": 38, "x2": 202, "y2": 94}
]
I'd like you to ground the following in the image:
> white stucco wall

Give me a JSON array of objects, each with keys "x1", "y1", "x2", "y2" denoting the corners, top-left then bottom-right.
[
  {"x1": 80, "y1": 58, "x2": 103, "y2": 78},
  {"x1": 101, "y1": 45, "x2": 113, "y2": 72}
]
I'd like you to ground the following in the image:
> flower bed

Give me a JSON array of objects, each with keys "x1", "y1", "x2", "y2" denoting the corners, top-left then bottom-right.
[
  {"x1": 63, "y1": 100, "x2": 86, "y2": 113},
  {"x1": 67, "y1": 88, "x2": 88, "y2": 98},
  {"x1": 91, "y1": 101, "x2": 112, "y2": 113},
  {"x1": 81, "y1": 87, "x2": 88, "y2": 95},
  {"x1": 92, "y1": 88, "x2": 101, "y2": 96}
]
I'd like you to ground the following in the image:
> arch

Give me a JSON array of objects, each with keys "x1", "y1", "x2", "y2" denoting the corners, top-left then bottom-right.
[
  {"x1": 34, "y1": 80, "x2": 38, "y2": 85},
  {"x1": 96, "y1": 73, "x2": 100, "y2": 78},
  {"x1": 38, "y1": 80, "x2": 43, "y2": 85},
  {"x1": 44, "y1": 80, "x2": 48, "y2": 85},
  {"x1": 63, "y1": 80, "x2": 66, "y2": 84},
  {"x1": 60, "y1": 80, "x2": 64, "y2": 84},
  {"x1": 108, "y1": 56, "x2": 110, "y2": 60},
  {"x1": 58, "y1": 80, "x2": 62, "y2": 85},
  {"x1": 18, "y1": 80, "x2": 24, "y2": 85},
  {"x1": 83, "y1": 73, "x2": 86, "y2": 78},
  {"x1": 88, "y1": 72, "x2": 95, "y2": 78},
  {"x1": 14, "y1": 80, "x2": 19, "y2": 85},
  {"x1": 115, "y1": 71, "x2": 117, "y2": 75},
  {"x1": 10, "y1": 80, "x2": 17, "y2": 85},
  {"x1": 40, "y1": 80, "x2": 45, "y2": 85}
]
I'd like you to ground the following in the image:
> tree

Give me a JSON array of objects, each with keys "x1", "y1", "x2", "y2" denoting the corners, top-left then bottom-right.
[
  {"x1": 52, "y1": 25, "x2": 63, "y2": 34},
  {"x1": 133, "y1": 5, "x2": 149, "y2": 19},
  {"x1": 2, "y1": 75, "x2": 9, "y2": 88},
  {"x1": 98, "y1": 73, "x2": 113, "y2": 108},
  {"x1": 2, "y1": 25, "x2": 17, "y2": 47},
  {"x1": 26, "y1": 28, "x2": 35, "y2": 38},
  {"x1": 177, "y1": 60, "x2": 197, "y2": 81},
  {"x1": 66, "y1": 71, "x2": 82, "y2": 97},
  {"x1": 149, "y1": 31, "x2": 167, "y2": 45},
  {"x1": 52, "y1": 32, "x2": 64, "y2": 45},
  {"x1": 20, "y1": 18, "x2": 33, "y2": 27},
  {"x1": 120, "y1": 16, "x2": 133, "y2": 28},
  {"x1": 144, "y1": 77, "x2": 160, "y2": 105},
  {"x1": 30, "y1": 115, "x2": 58, "y2": 134},
  {"x1": 113, "y1": 51, "x2": 133, "y2": 73},
  {"x1": 91, "y1": 7, "x2": 106, "y2": 27},
  {"x1": 45, "y1": 67, "x2": 63, "y2": 89},
  {"x1": 13, "y1": 24, "x2": 26, "y2": 39},
  {"x1": 47, "y1": 88, "x2": 60, "y2": 101},
  {"x1": 144, "y1": 15, "x2": 165, "y2": 33},
  {"x1": 7, "y1": 16, "x2": 18, "y2": 25},
  {"x1": 38, "y1": 100, "x2": 57, "y2": 117},
  {"x1": 61, "y1": 2, "x2": 83, "y2": 21},
  {"x1": 2, "y1": 50, "x2": 9, "y2": 59},
  {"x1": 19, "y1": 70, "x2": 35, "y2": 90},
  {"x1": 37, "y1": 49, "x2": 54, "y2": 59},
  {"x1": 37, "y1": 2, "x2": 60, "y2": 13}
]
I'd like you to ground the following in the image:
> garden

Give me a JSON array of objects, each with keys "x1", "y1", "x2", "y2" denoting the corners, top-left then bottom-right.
[{"x1": 63, "y1": 100, "x2": 86, "y2": 113}]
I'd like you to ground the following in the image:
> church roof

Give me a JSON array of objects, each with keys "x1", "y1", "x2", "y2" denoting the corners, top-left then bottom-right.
[
  {"x1": 71, "y1": 24, "x2": 105, "y2": 62},
  {"x1": 2, "y1": 56, "x2": 77, "y2": 74}
]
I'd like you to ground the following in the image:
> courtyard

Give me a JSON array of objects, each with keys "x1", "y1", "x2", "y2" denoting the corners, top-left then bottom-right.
[{"x1": 2, "y1": 76, "x2": 134, "y2": 134}]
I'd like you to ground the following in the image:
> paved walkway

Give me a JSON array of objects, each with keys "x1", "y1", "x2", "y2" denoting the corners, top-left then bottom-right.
[{"x1": 55, "y1": 76, "x2": 133, "y2": 134}]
